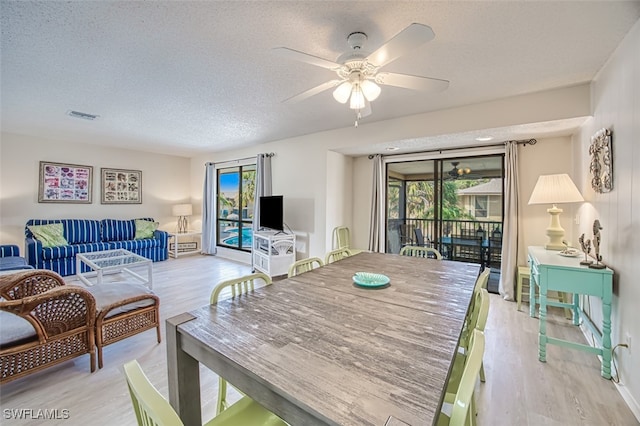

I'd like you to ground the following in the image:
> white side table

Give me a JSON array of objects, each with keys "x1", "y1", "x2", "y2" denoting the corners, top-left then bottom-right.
[{"x1": 168, "y1": 231, "x2": 202, "y2": 258}]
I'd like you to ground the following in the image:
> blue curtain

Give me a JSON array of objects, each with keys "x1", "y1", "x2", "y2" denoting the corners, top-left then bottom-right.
[{"x1": 202, "y1": 163, "x2": 217, "y2": 255}]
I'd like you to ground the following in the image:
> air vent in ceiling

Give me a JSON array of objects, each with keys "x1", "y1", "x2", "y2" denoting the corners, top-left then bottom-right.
[{"x1": 66, "y1": 110, "x2": 99, "y2": 121}]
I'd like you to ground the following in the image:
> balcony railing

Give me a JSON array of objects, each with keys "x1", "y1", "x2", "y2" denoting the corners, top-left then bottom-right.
[{"x1": 387, "y1": 218, "x2": 503, "y2": 268}]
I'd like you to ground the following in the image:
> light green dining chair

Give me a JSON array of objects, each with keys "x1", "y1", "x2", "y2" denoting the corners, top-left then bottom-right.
[
  {"x1": 399, "y1": 245, "x2": 443, "y2": 260},
  {"x1": 288, "y1": 257, "x2": 323, "y2": 278},
  {"x1": 438, "y1": 329, "x2": 485, "y2": 426},
  {"x1": 324, "y1": 247, "x2": 352, "y2": 264},
  {"x1": 332, "y1": 226, "x2": 364, "y2": 255},
  {"x1": 210, "y1": 272, "x2": 272, "y2": 415},
  {"x1": 446, "y1": 288, "x2": 490, "y2": 405},
  {"x1": 123, "y1": 360, "x2": 286, "y2": 426}
]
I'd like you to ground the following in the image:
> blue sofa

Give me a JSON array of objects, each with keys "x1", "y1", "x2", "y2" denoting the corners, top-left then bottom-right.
[{"x1": 25, "y1": 218, "x2": 169, "y2": 276}]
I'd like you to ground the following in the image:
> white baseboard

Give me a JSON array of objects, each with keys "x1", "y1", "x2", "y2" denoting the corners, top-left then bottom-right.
[
  {"x1": 214, "y1": 247, "x2": 251, "y2": 265},
  {"x1": 579, "y1": 323, "x2": 640, "y2": 422},
  {"x1": 615, "y1": 382, "x2": 640, "y2": 422}
]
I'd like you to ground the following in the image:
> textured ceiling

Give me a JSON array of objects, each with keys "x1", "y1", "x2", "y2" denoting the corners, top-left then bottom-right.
[{"x1": 1, "y1": 1, "x2": 639, "y2": 157}]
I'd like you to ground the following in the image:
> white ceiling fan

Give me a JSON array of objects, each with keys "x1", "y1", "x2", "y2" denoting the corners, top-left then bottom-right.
[{"x1": 273, "y1": 23, "x2": 449, "y2": 126}]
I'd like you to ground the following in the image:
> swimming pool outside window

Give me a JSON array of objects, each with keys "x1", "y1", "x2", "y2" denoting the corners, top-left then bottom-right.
[{"x1": 217, "y1": 164, "x2": 256, "y2": 251}]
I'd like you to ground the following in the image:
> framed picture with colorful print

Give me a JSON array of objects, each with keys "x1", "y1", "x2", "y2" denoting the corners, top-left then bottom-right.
[
  {"x1": 101, "y1": 168, "x2": 142, "y2": 204},
  {"x1": 38, "y1": 161, "x2": 93, "y2": 203}
]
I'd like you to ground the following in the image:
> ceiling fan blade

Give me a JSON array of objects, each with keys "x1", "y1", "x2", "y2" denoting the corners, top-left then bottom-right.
[
  {"x1": 283, "y1": 79, "x2": 342, "y2": 104},
  {"x1": 272, "y1": 47, "x2": 341, "y2": 70},
  {"x1": 375, "y1": 72, "x2": 449, "y2": 92},
  {"x1": 366, "y1": 23, "x2": 435, "y2": 68}
]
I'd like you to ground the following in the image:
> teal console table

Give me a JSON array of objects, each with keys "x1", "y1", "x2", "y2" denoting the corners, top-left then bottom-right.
[{"x1": 528, "y1": 246, "x2": 614, "y2": 379}]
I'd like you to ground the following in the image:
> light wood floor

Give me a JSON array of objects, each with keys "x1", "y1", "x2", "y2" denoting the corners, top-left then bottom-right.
[{"x1": 1, "y1": 255, "x2": 637, "y2": 425}]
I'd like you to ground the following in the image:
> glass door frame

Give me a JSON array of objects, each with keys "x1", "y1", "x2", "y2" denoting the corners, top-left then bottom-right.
[{"x1": 381, "y1": 146, "x2": 505, "y2": 255}]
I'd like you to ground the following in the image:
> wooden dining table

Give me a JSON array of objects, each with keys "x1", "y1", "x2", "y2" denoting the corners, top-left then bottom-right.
[{"x1": 166, "y1": 252, "x2": 480, "y2": 426}]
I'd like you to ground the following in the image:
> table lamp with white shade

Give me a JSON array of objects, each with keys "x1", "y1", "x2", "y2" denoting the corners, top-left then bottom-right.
[
  {"x1": 528, "y1": 174, "x2": 584, "y2": 250},
  {"x1": 172, "y1": 203, "x2": 193, "y2": 234}
]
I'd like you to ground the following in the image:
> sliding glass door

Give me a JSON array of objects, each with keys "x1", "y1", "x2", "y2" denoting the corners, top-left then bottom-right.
[{"x1": 385, "y1": 155, "x2": 504, "y2": 268}]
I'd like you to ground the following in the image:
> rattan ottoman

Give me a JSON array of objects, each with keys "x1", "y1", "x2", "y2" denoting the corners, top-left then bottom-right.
[{"x1": 86, "y1": 282, "x2": 160, "y2": 368}]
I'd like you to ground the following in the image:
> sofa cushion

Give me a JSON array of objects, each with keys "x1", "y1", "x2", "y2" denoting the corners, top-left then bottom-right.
[
  {"x1": 62, "y1": 219, "x2": 102, "y2": 244},
  {"x1": 27, "y1": 223, "x2": 68, "y2": 247},
  {"x1": 0, "y1": 257, "x2": 33, "y2": 271},
  {"x1": 107, "y1": 238, "x2": 159, "y2": 252},
  {"x1": 0, "y1": 311, "x2": 37, "y2": 348},
  {"x1": 26, "y1": 219, "x2": 101, "y2": 245},
  {"x1": 134, "y1": 219, "x2": 159, "y2": 239},
  {"x1": 101, "y1": 219, "x2": 135, "y2": 242},
  {"x1": 40, "y1": 242, "x2": 113, "y2": 261},
  {"x1": 84, "y1": 283, "x2": 156, "y2": 318}
]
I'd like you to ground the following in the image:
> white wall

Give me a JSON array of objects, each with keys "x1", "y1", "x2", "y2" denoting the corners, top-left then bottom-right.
[
  {"x1": 572, "y1": 18, "x2": 640, "y2": 417},
  {"x1": 0, "y1": 132, "x2": 191, "y2": 248},
  {"x1": 517, "y1": 136, "x2": 577, "y2": 263},
  {"x1": 325, "y1": 151, "x2": 352, "y2": 251}
]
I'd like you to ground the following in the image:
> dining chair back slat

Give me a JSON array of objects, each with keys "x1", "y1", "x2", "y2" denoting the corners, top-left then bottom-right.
[
  {"x1": 325, "y1": 248, "x2": 352, "y2": 264},
  {"x1": 209, "y1": 272, "x2": 272, "y2": 415},
  {"x1": 288, "y1": 257, "x2": 324, "y2": 278},
  {"x1": 445, "y1": 329, "x2": 486, "y2": 426},
  {"x1": 123, "y1": 360, "x2": 287, "y2": 426},
  {"x1": 399, "y1": 245, "x2": 443, "y2": 260},
  {"x1": 210, "y1": 272, "x2": 271, "y2": 304}
]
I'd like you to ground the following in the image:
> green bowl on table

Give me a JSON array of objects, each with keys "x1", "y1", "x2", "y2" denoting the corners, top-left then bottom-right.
[{"x1": 352, "y1": 272, "x2": 390, "y2": 289}]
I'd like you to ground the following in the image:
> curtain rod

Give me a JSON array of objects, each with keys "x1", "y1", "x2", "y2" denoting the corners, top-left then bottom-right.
[
  {"x1": 206, "y1": 152, "x2": 275, "y2": 166},
  {"x1": 367, "y1": 139, "x2": 536, "y2": 159}
]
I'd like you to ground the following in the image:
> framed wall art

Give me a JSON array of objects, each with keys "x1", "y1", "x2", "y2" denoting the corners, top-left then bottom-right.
[
  {"x1": 38, "y1": 161, "x2": 93, "y2": 203},
  {"x1": 589, "y1": 128, "x2": 613, "y2": 193},
  {"x1": 101, "y1": 168, "x2": 142, "y2": 204}
]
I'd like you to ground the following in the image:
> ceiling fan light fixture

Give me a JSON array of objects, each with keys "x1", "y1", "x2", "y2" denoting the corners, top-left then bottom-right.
[
  {"x1": 333, "y1": 81, "x2": 352, "y2": 104},
  {"x1": 360, "y1": 79, "x2": 381, "y2": 101},
  {"x1": 350, "y1": 86, "x2": 366, "y2": 110}
]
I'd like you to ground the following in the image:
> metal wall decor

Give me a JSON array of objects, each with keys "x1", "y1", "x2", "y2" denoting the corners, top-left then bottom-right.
[
  {"x1": 589, "y1": 128, "x2": 612, "y2": 193},
  {"x1": 589, "y1": 219, "x2": 606, "y2": 269}
]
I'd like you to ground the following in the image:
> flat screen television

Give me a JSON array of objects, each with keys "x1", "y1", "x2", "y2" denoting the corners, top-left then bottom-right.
[{"x1": 259, "y1": 195, "x2": 284, "y2": 231}]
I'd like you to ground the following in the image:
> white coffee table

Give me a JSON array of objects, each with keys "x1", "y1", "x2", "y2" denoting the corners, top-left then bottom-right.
[{"x1": 76, "y1": 249, "x2": 153, "y2": 289}]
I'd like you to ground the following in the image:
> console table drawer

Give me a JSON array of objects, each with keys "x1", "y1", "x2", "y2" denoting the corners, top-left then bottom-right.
[{"x1": 544, "y1": 267, "x2": 607, "y2": 296}]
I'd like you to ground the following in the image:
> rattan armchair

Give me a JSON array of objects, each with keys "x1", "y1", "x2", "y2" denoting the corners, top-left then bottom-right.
[
  {"x1": 0, "y1": 268, "x2": 160, "y2": 378},
  {"x1": 0, "y1": 283, "x2": 96, "y2": 384}
]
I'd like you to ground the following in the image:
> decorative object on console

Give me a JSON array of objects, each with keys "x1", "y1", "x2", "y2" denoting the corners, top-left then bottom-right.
[
  {"x1": 528, "y1": 174, "x2": 584, "y2": 250},
  {"x1": 101, "y1": 168, "x2": 142, "y2": 204},
  {"x1": 172, "y1": 204, "x2": 193, "y2": 234},
  {"x1": 38, "y1": 161, "x2": 92, "y2": 203},
  {"x1": 589, "y1": 220, "x2": 606, "y2": 269},
  {"x1": 589, "y1": 128, "x2": 613, "y2": 193},
  {"x1": 578, "y1": 233, "x2": 593, "y2": 265}
]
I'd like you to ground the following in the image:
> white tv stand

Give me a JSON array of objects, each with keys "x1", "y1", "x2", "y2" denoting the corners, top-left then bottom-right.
[{"x1": 252, "y1": 230, "x2": 296, "y2": 277}]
